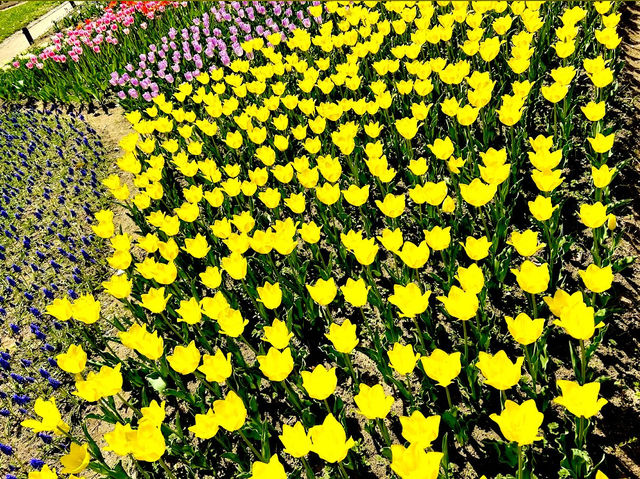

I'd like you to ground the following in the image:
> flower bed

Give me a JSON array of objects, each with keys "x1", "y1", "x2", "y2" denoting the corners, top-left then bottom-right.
[
  {"x1": 0, "y1": 1, "x2": 207, "y2": 102},
  {"x1": 0, "y1": 106, "x2": 112, "y2": 476},
  {"x1": 9, "y1": 1, "x2": 638, "y2": 479}
]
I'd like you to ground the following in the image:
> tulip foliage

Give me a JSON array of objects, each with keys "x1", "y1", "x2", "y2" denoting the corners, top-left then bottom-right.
[{"x1": 20, "y1": 1, "x2": 633, "y2": 478}]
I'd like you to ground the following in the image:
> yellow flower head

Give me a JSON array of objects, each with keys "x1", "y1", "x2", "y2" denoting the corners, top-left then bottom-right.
[
  {"x1": 399, "y1": 410, "x2": 440, "y2": 448},
  {"x1": 587, "y1": 132, "x2": 615, "y2": 153},
  {"x1": 301, "y1": 365, "x2": 337, "y2": 400},
  {"x1": 420, "y1": 349, "x2": 462, "y2": 387},
  {"x1": 397, "y1": 241, "x2": 431, "y2": 269},
  {"x1": 167, "y1": 341, "x2": 201, "y2": 375},
  {"x1": 309, "y1": 414, "x2": 355, "y2": 463},
  {"x1": 46, "y1": 296, "x2": 73, "y2": 322},
  {"x1": 428, "y1": 136, "x2": 455, "y2": 160},
  {"x1": 528, "y1": 195, "x2": 558, "y2": 222},
  {"x1": 257, "y1": 347, "x2": 294, "y2": 382},
  {"x1": 354, "y1": 384, "x2": 394, "y2": 420},
  {"x1": 460, "y1": 236, "x2": 492, "y2": 261},
  {"x1": 579, "y1": 202, "x2": 608, "y2": 229},
  {"x1": 21, "y1": 397, "x2": 70, "y2": 436},
  {"x1": 477, "y1": 350, "x2": 524, "y2": 391},
  {"x1": 389, "y1": 282, "x2": 431, "y2": 318},
  {"x1": 71, "y1": 294, "x2": 101, "y2": 324},
  {"x1": 326, "y1": 320, "x2": 359, "y2": 354},
  {"x1": 390, "y1": 443, "x2": 443, "y2": 479},
  {"x1": 511, "y1": 261, "x2": 549, "y2": 295},
  {"x1": 437, "y1": 286, "x2": 479, "y2": 321},
  {"x1": 262, "y1": 318, "x2": 293, "y2": 350},
  {"x1": 423, "y1": 226, "x2": 451, "y2": 251},
  {"x1": 306, "y1": 277, "x2": 337, "y2": 306},
  {"x1": 375, "y1": 193, "x2": 406, "y2": 218},
  {"x1": 183, "y1": 234, "x2": 210, "y2": 258},
  {"x1": 256, "y1": 281, "x2": 283, "y2": 309},
  {"x1": 554, "y1": 380, "x2": 608, "y2": 419},
  {"x1": 249, "y1": 455, "x2": 287, "y2": 479},
  {"x1": 221, "y1": 252, "x2": 248, "y2": 280},
  {"x1": 213, "y1": 391, "x2": 246, "y2": 432},
  {"x1": 56, "y1": 344, "x2": 87, "y2": 375},
  {"x1": 60, "y1": 443, "x2": 90, "y2": 474},
  {"x1": 340, "y1": 277, "x2": 370, "y2": 308},
  {"x1": 388, "y1": 342, "x2": 420, "y2": 376},
  {"x1": 507, "y1": 230, "x2": 546, "y2": 257},
  {"x1": 505, "y1": 313, "x2": 545, "y2": 345},
  {"x1": 395, "y1": 117, "x2": 420, "y2": 140},
  {"x1": 554, "y1": 301, "x2": 602, "y2": 340},
  {"x1": 490, "y1": 399, "x2": 543, "y2": 446},
  {"x1": 460, "y1": 179, "x2": 497, "y2": 207},
  {"x1": 579, "y1": 264, "x2": 614, "y2": 293},
  {"x1": 279, "y1": 421, "x2": 311, "y2": 458},
  {"x1": 217, "y1": 307, "x2": 248, "y2": 338},
  {"x1": 455, "y1": 263, "x2": 485, "y2": 294},
  {"x1": 189, "y1": 408, "x2": 219, "y2": 439},
  {"x1": 342, "y1": 184, "x2": 370, "y2": 207}
]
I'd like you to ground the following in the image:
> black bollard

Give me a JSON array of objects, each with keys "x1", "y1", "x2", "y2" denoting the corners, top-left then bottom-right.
[{"x1": 22, "y1": 27, "x2": 34, "y2": 45}]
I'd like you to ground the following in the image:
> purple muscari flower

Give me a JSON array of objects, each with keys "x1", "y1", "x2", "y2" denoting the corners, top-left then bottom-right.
[
  {"x1": 29, "y1": 459, "x2": 45, "y2": 470},
  {"x1": 36, "y1": 433, "x2": 52, "y2": 444},
  {"x1": 12, "y1": 394, "x2": 31, "y2": 405},
  {"x1": 10, "y1": 374, "x2": 26, "y2": 384},
  {"x1": 0, "y1": 443, "x2": 13, "y2": 456},
  {"x1": 48, "y1": 378, "x2": 62, "y2": 390}
]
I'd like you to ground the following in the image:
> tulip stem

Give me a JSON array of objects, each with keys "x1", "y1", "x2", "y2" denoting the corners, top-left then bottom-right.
[
  {"x1": 238, "y1": 429, "x2": 265, "y2": 462},
  {"x1": 377, "y1": 418, "x2": 392, "y2": 446},
  {"x1": 517, "y1": 445, "x2": 524, "y2": 479},
  {"x1": 579, "y1": 339, "x2": 587, "y2": 385},
  {"x1": 523, "y1": 345, "x2": 537, "y2": 395},
  {"x1": 158, "y1": 457, "x2": 177, "y2": 479},
  {"x1": 445, "y1": 385, "x2": 453, "y2": 410},
  {"x1": 301, "y1": 457, "x2": 315, "y2": 479},
  {"x1": 283, "y1": 380, "x2": 304, "y2": 413},
  {"x1": 344, "y1": 354, "x2": 358, "y2": 386},
  {"x1": 337, "y1": 462, "x2": 349, "y2": 479},
  {"x1": 529, "y1": 293, "x2": 538, "y2": 319},
  {"x1": 462, "y1": 321, "x2": 469, "y2": 361},
  {"x1": 324, "y1": 398, "x2": 332, "y2": 414},
  {"x1": 412, "y1": 315, "x2": 427, "y2": 353}
]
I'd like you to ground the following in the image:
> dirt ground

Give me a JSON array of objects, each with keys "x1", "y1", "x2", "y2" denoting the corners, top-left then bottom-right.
[{"x1": 594, "y1": 3, "x2": 640, "y2": 477}]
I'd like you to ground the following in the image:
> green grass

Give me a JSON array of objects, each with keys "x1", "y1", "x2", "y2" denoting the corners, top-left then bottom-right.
[{"x1": 0, "y1": 1, "x2": 63, "y2": 42}]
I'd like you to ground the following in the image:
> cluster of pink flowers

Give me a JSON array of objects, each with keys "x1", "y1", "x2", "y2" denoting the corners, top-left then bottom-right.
[{"x1": 14, "y1": 2, "x2": 182, "y2": 70}]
